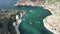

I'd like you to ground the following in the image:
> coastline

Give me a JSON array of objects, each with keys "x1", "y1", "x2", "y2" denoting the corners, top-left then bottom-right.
[
  {"x1": 15, "y1": 0, "x2": 60, "y2": 34},
  {"x1": 43, "y1": 2, "x2": 60, "y2": 34},
  {"x1": 15, "y1": 0, "x2": 41, "y2": 6},
  {"x1": 0, "y1": 0, "x2": 59, "y2": 34},
  {"x1": 15, "y1": 0, "x2": 60, "y2": 15}
]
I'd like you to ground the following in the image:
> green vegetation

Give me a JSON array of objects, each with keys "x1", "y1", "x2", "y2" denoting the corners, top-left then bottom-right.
[
  {"x1": 7, "y1": 18, "x2": 17, "y2": 34},
  {"x1": 0, "y1": 9, "x2": 24, "y2": 34},
  {"x1": 0, "y1": 17, "x2": 17, "y2": 34},
  {"x1": 0, "y1": 23, "x2": 3, "y2": 28},
  {"x1": 31, "y1": 0, "x2": 36, "y2": 2}
]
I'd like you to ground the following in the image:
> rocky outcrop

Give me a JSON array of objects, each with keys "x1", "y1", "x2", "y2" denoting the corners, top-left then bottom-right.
[
  {"x1": 0, "y1": 9, "x2": 24, "y2": 34},
  {"x1": 15, "y1": 0, "x2": 46, "y2": 6}
]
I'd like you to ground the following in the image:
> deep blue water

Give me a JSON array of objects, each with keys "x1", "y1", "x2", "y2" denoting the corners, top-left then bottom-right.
[
  {"x1": 0, "y1": 0, "x2": 17, "y2": 9},
  {"x1": 0, "y1": 0, "x2": 44, "y2": 10}
]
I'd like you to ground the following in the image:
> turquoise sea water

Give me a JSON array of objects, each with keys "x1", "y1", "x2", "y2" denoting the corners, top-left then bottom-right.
[
  {"x1": 0, "y1": 0, "x2": 53, "y2": 34},
  {"x1": 19, "y1": 9, "x2": 54, "y2": 34}
]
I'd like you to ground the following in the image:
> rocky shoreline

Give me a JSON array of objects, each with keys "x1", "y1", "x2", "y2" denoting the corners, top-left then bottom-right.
[
  {"x1": 42, "y1": 0, "x2": 60, "y2": 34},
  {"x1": 15, "y1": 0, "x2": 45, "y2": 6}
]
